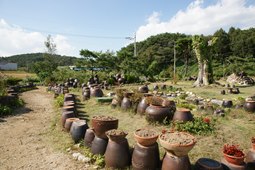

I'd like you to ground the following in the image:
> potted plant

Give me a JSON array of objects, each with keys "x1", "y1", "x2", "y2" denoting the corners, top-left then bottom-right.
[
  {"x1": 223, "y1": 144, "x2": 245, "y2": 165},
  {"x1": 134, "y1": 128, "x2": 159, "y2": 146},
  {"x1": 251, "y1": 137, "x2": 255, "y2": 150},
  {"x1": 159, "y1": 131, "x2": 196, "y2": 157}
]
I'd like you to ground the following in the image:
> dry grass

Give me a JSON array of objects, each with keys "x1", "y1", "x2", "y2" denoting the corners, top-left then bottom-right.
[{"x1": 0, "y1": 70, "x2": 36, "y2": 79}]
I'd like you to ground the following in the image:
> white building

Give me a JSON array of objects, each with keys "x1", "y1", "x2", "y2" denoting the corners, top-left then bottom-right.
[{"x1": 0, "y1": 62, "x2": 17, "y2": 70}]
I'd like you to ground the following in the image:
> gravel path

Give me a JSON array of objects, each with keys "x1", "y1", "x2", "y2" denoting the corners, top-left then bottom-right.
[{"x1": 0, "y1": 87, "x2": 87, "y2": 170}]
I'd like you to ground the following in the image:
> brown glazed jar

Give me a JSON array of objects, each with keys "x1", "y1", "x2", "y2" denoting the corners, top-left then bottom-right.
[
  {"x1": 145, "y1": 105, "x2": 173, "y2": 123},
  {"x1": 91, "y1": 135, "x2": 108, "y2": 155},
  {"x1": 61, "y1": 111, "x2": 75, "y2": 128},
  {"x1": 244, "y1": 101, "x2": 255, "y2": 113},
  {"x1": 121, "y1": 97, "x2": 132, "y2": 110},
  {"x1": 132, "y1": 142, "x2": 160, "y2": 170},
  {"x1": 82, "y1": 87, "x2": 90, "y2": 100},
  {"x1": 90, "y1": 86, "x2": 103, "y2": 97},
  {"x1": 162, "y1": 153, "x2": 191, "y2": 170},
  {"x1": 137, "y1": 94, "x2": 152, "y2": 115},
  {"x1": 138, "y1": 85, "x2": 149, "y2": 93},
  {"x1": 84, "y1": 128, "x2": 95, "y2": 148},
  {"x1": 104, "y1": 136, "x2": 131, "y2": 169},
  {"x1": 70, "y1": 120, "x2": 88, "y2": 143},
  {"x1": 173, "y1": 108, "x2": 193, "y2": 122}
]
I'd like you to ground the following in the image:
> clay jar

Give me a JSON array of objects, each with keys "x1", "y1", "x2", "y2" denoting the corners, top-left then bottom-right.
[
  {"x1": 64, "y1": 118, "x2": 79, "y2": 132},
  {"x1": 104, "y1": 130, "x2": 131, "y2": 169},
  {"x1": 138, "y1": 85, "x2": 149, "y2": 93},
  {"x1": 162, "y1": 153, "x2": 191, "y2": 170},
  {"x1": 244, "y1": 100, "x2": 255, "y2": 113},
  {"x1": 64, "y1": 93, "x2": 75, "y2": 102},
  {"x1": 121, "y1": 92, "x2": 133, "y2": 110},
  {"x1": 62, "y1": 105, "x2": 75, "y2": 113},
  {"x1": 195, "y1": 158, "x2": 223, "y2": 170},
  {"x1": 90, "y1": 86, "x2": 103, "y2": 97},
  {"x1": 137, "y1": 94, "x2": 152, "y2": 115},
  {"x1": 173, "y1": 108, "x2": 193, "y2": 122},
  {"x1": 145, "y1": 105, "x2": 173, "y2": 123},
  {"x1": 222, "y1": 100, "x2": 233, "y2": 108},
  {"x1": 70, "y1": 120, "x2": 88, "y2": 143},
  {"x1": 63, "y1": 101, "x2": 75, "y2": 107},
  {"x1": 82, "y1": 87, "x2": 90, "y2": 100},
  {"x1": 91, "y1": 115, "x2": 118, "y2": 139},
  {"x1": 61, "y1": 111, "x2": 75, "y2": 128},
  {"x1": 84, "y1": 128, "x2": 95, "y2": 148},
  {"x1": 132, "y1": 142, "x2": 160, "y2": 170},
  {"x1": 134, "y1": 128, "x2": 158, "y2": 147},
  {"x1": 91, "y1": 135, "x2": 108, "y2": 155}
]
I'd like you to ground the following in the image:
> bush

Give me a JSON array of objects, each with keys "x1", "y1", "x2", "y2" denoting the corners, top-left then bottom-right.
[
  {"x1": 173, "y1": 116, "x2": 215, "y2": 135},
  {"x1": 125, "y1": 74, "x2": 140, "y2": 84},
  {"x1": 6, "y1": 77, "x2": 22, "y2": 86},
  {"x1": 0, "y1": 105, "x2": 11, "y2": 117},
  {"x1": 55, "y1": 94, "x2": 64, "y2": 107}
]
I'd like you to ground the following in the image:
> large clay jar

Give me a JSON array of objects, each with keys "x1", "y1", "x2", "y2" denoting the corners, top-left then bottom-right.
[
  {"x1": 132, "y1": 142, "x2": 160, "y2": 170},
  {"x1": 195, "y1": 158, "x2": 223, "y2": 170},
  {"x1": 138, "y1": 85, "x2": 149, "y2": 93},
  {"x1": 90, "y1": 86, "x2": 103, "y2": 97},
  {"x1": 91, "y1": 135, "x2": 108, "y2": 155},
  {"x1": 104, "y1": 130, "x2": 131, "y2": 169},
  {"x1": 70, "y1": 120, "x2": 88, "y2": 143},
  {"x1": 64, "y1": 118, "x2": 79, "y2": 132},
  {"x1": 91, "y1": 115, "x2": 118, "y2": 139},
  {"x1": 162, "y1": 153, "x2": 191, "y2": 170},
  {"x1": 145, "y1": 105, "x2": 173, "y2": 123},
  {"x1": 84, "y1": 128, "x2": 95, "y2": 148},
  {"x1": 61, "y1": 111, "x2": 75, "y2": 128},
  {"x1": 173, "y1": 108, "x2": 193, "y2": 122},
  {"x1": 244, "y1": 101, "x2": 255, "y2": 113},
  {"x1": 137, "y1": 94, "x2": 152, "y2": 115}
]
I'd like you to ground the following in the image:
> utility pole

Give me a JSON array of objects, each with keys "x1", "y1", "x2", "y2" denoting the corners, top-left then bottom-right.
[{"x1": 126, "y1": 32, "x2": 137, "y2": 57}]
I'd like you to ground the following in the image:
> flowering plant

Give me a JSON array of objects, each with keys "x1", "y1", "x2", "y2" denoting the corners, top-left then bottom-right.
[{"x1": 223, "y1": 144, "x2": 244, "y2": 157}]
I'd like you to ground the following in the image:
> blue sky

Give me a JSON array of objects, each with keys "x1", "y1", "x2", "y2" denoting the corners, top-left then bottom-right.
[{"x1": 0, "y1": 0, "x2": 255, "y2": 57}]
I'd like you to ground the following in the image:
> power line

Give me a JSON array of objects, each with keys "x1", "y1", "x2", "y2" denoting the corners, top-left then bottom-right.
[{"x1": 22, "y1": 27, "x2": 128, "y2": 40}]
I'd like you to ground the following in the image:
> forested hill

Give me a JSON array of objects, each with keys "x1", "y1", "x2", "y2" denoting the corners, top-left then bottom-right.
[{"x1": 0, "y1": 53, "x2": 82, "y2": 68}]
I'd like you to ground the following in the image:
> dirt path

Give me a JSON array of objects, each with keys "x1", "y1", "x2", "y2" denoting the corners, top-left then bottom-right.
[{"x1": 0, "y1": 87, "x2": 87, "y2": 170}]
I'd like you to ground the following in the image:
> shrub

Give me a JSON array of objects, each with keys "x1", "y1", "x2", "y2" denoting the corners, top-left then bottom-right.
[
  {"x1": 6, "y1": 77, "x2": 22, "y2": 86},
  {"x1": 55, "y1": 94, "x2": 64, "y2": 107},
  {"x1": 0, "y1": 105, "x2": 11, "y2": 117}
]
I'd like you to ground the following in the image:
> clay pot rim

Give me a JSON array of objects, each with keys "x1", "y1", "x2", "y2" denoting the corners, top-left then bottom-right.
[
  {"x1": 159, "y1": 132, "x2": 196, "y2": 147},
  {"x1": 92, "y1": 116, "x2": 118, "y2": 122},
  {"x1": 66, "y1": 118, "x2": 80, "y2": 122},
  {"x1": 63, "y1": 105, "x2": 75, "y2": 108},
  {"x1": 246, "y1": 100, "x2": 255, "y2": 103},
  {"x1": 176, "y1": 108, "x2": 190, "y2": 112},
  {"x1": 223, "y1": 153, "x2": 245, "y2": 159},
  {"x1": 149, "y1": 104, "x2": 166, "y2": 108},
  {"x1": 105, "y1": 129, "x2": 128, "y2": 138},
  {"x1": 73, "y1": 119, "x2": 87, "y2": 126},
  {"x1": 134, "y1": 128, "x2": 159, "y2": 139}
]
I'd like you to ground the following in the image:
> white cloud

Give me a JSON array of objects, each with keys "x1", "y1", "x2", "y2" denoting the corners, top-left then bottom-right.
[
  {"x1": 0, "y1": 19, "x2": 76, "y2": 57},
  {"x1": 136, "y1": 0, "x2": 255, "y2": 41}
]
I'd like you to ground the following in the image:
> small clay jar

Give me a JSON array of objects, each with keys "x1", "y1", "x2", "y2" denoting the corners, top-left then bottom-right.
[
  {"x1": 82, "y1": 87, "x2": 90, "y2": 100},
  {"x1": 173, "y1": 108, "x2": 193, "y2": 122},
  {"x1": 61, "y1": 111, "x2": 75, "y2": 128},
  {"x1": 70, "y1": 120, "x2": 88, "y2": 143},
  {"x1": 90, "y1": 86, "x2": 103, "y2": 97},
  {"x1": 222, "y1": 100, "x2": 233, "y2": 108},
  {"x1": 64, "y1": 118, "x2": 79, "y2": 132},
  {"x1": 91, "y1": 135, "x2": 108, "y2": 155},
  {"x1": 244, "y1": 101, "x2": 255, "y2": 113},
  {"x1": 84, "y1": 128, "x2": 95, "y2": 148},
  {"x1": 138, "y1": 85, "x2": 149, "y2": 93},
  {"x1": 121, "y1": 96, "x2": 132, "y2": 110}
]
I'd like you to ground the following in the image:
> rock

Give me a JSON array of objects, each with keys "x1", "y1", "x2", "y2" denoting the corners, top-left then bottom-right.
[{"x1": 72, "y1": 152, "x2": 80, "y2": 160}]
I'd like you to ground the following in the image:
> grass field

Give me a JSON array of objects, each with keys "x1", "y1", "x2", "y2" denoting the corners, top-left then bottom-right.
[{"x1": 0, "y1": 70, "x2": 36, "y2": 79}]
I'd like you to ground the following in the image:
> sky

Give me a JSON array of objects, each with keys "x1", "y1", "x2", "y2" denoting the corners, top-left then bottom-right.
[{"x1": 0, "y1": 0, "x2": 255, "y2": 57}]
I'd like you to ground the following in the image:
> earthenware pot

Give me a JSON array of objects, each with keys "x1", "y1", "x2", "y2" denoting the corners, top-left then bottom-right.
[
  {"x1": 134, "y1": 129, "x2": 158, "y2": 147},
  {"x1": 106, "y1": 129, "x2": 128, "y2": 142},
  {"x1": 222, "y1": 100, "x2": 233, "y2": 108},
  {"x1": 64, "y1": 93, "x2": 75, "y2": 102},
  {"x1": 84, "y1": 128, "x2": 95, "y2": 148},
  {"x1": 104, "y1": 131, "x2": 131, "y2": 169},
  {"x1": 82, "y1": 87, "x2": 90, "y2": 100},
  {"x1": 90, "y1": 86, "x2": 103, "y2": 97},
  {"x1": 145, "y1": 105, "x2": 173, "y2": 123},
  {"x1": 121, "y1": 97, "x2": 132, "y2": 110},
  {"x1": 244, "y1": 100, "x2": 255, "y2": 113},
  {"x1": 161, "y1": 152, "x2": 191, "y2": 170},
  {"x1": 91, "y1": 135, "x2": 108, "y2": 155},
  {"x1": 138, "y1": 85, "x2": 149, "y2": 93},
  {"x1": 91, "y1": 116, "x2": 118, "y2": 139},
  {"x1": 70, "y1": 120, "x2": 88, "y2": 143},
  {"x1": 136, "y1": 94, "x2": 152, "y2": 115},
  {"x1": 195, "y1": 158, "x2": 223, "y2": 170},
  {"x1": 61, "y1": 111, "x2": 75, "y2": 127},
  {"x1": 173, "y1": 108, "x2": 193, "y2": 122},
  {"x1": 132, "y1": 142, "x2": 160, "y2": 170},
  {"x1": 223, "y1": 153, "x2": 245, "y2": 165},
  {"x1": 64, "y1": 118, "x2": 79, "y2": 132},
  {"x1": 62, "y1": 105, "x2": 75, "y2": 113}
]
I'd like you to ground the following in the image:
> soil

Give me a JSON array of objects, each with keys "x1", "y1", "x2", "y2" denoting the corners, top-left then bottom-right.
[
  {"x1": 0, "y1": 87, "x2": 87, "y2": 170},
  {"x1": 135, "y1": 129, "x2": 158, "y2": 138},
  {"x1": 92, "y1": 115, "x2": 117, "y2": 121},
  {"x1": 160, "y1": 132, "x2": 195, "y2": 145},
  {"x1": 106, "y1": 129, "x2": 127, "y2": 136}
]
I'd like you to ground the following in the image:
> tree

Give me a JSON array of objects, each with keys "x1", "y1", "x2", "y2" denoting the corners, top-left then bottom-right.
[
  {"x1": 80, "y1": 49, "x2": 98, "y2": 75},
  {"x1": 192, "y1": 35, "x2": 217, "y2": 86}
]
